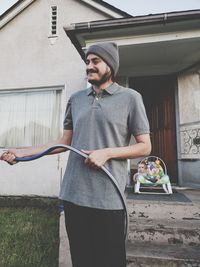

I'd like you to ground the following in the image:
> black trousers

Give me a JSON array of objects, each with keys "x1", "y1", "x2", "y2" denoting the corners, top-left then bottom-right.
[{"x1": 63, "y1": 201, "x2": 126, "y2": 267}]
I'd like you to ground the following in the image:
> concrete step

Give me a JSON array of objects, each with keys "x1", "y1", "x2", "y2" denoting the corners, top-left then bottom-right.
[
  {"x1": 126, "y1": 191, "x2": 200, "y2": 265},
  {"x1": 128, "y1": 223, "x2": 200, "y2": 246},
  {"x1": 126, "y1": 243, "x2": 200, "y2": 267},
  {"x1": 126, "y1": 196, "x2": 200, "y2": 246},
  {"x1": 127, "y1": 199, "x2": 200, "y2": 222}
]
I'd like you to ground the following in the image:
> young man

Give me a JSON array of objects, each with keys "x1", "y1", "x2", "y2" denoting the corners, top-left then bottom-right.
[{"x1": 1, "y1": 42, "x2": 151, "y2": 267}]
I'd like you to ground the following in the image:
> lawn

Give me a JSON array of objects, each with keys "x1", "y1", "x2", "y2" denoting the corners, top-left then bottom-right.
[{"x1": 0, "y1": 197, "x2": 60, "y2": 267}]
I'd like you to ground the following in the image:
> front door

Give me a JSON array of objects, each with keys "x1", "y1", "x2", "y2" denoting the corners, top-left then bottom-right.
[{"x1": 130, "y1": 76, "x2": 178, "y2": 183}]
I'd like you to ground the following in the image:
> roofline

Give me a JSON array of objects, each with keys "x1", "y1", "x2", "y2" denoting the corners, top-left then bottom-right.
[
  {"x1": 64, "y1": 9, "x2": 200, "y2": 61},
  {"x1": 79, "y1": 0, "x2": 126, "y2": 18},
  {"x1": 0, "y1": 0, "x2": 130, "y2": 20},
  {"x1": 0, "y1": 0, "x2": 130, "y2": 30},
  {"x1": 0, "y1": 0, "x2": 36, "y2": 29},
  {"x1": 88, "y1": 0, "x2": 132, "y2": 18}
]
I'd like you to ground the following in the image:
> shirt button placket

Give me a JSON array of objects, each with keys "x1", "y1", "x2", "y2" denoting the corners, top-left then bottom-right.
[{"x1": 92, "y1": 95, "x2": 99, "y2": 108}]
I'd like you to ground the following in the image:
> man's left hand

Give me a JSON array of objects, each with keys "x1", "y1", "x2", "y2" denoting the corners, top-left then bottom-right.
[{"x1": 82, "y1": 149, "x2": 110, "y2": 169}]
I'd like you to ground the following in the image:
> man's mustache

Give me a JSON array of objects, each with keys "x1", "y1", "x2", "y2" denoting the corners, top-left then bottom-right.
[{"x1": 86, "y1": 69, "x2": 98, "y2": 74}]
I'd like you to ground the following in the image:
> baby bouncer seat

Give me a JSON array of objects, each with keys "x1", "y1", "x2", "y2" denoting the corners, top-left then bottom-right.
[{"x1": 133, "y1": 156, "x2": 173, "y2": 195}]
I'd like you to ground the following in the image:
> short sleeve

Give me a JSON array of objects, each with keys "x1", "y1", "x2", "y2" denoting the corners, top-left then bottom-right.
[
  {"x1": 128, "y1": 92, "x2": 150, "y2": 136},
  {"x1": 63, "y1": 98, "x2": 73, "y2": 130}
]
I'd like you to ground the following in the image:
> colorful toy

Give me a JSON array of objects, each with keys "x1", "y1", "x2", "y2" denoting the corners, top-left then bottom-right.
[{"x1": 133, "y1": 156, "x2": 172, "y2": 194}]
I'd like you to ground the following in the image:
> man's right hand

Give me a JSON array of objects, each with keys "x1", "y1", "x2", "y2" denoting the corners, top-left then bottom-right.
[{"x1": 0, "y1": 150, "x2": 18, "y2": 165}]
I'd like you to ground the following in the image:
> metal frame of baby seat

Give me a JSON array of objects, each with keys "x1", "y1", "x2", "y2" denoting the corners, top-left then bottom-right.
[{"x1": 134, "y1": 156, "x2": 173, "y2": 195}]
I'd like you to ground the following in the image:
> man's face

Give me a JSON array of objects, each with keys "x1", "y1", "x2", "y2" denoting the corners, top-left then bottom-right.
[{"x1": 86, "y1": 54, "x2": 112, "y2": 86}]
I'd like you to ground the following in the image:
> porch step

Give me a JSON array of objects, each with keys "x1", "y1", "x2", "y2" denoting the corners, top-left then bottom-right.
[
  {"x1": 127, "y1": 199, "x2": 200, "y2": 222},
  {"x1": 126, "y1": 243, "x2": 200, "y2": 267},
  {"x1": 128, "y1": 222, "x2": 200, "y2": 246},
  {"x1": 126, "y1": 191, "x2": 200, "y2": 266},
  {"x1": 127, "y1": 198, "x2": 200, "y2": 244}
]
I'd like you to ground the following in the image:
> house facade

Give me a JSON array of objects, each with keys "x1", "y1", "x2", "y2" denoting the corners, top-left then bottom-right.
[
  {"x1": 0, "y1": 0, "x2": 127, "y2": 196},
  {"x1": 0, "y1": 1, "x2": 199, "y2": 197}
]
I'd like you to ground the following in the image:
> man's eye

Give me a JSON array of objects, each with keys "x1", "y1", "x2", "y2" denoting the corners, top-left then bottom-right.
[{"x1": 93, "y1": 59, "x2": 101, "y2": 64}]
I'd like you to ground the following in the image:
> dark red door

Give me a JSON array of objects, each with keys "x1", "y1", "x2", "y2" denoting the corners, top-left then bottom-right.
[{"x1": 130, "y1": 76, "x2": 178, "y2": 183}]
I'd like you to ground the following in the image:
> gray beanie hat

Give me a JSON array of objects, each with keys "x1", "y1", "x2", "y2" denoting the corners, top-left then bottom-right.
[{"x1": 85, "y1": 42, "x2": 119, "y2": 77}]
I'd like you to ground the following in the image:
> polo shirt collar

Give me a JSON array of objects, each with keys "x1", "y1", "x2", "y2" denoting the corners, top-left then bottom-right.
[{"x1": 87, "y1": 82, "x2": 118, "y2": 96}]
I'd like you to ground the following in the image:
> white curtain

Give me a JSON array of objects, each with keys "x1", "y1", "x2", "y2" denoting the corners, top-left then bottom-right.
[{"x1": 0, "y1": 89, "x2": 62, "y2": 148}]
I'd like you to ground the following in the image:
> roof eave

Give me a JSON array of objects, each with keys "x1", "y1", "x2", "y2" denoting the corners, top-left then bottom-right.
[{"x1": 64, "y1": 9, "x2": 200, "y2": 61}]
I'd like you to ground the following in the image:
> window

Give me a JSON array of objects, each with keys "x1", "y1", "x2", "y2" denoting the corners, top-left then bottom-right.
[
  {"x1": 51, "y1": 6, "x2": 57, "y2": 36},
  {"x1": 0, "y1": 88, "x2": 62, "y2": 148}
]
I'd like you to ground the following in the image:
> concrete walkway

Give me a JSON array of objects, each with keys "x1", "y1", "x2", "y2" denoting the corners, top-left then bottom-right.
[
  {"x1": 59, "y1": 212, "x2": 72, "y2": 267},
  {"x1": 58, "y1": 187, "x2": 200, "y2": 267}
]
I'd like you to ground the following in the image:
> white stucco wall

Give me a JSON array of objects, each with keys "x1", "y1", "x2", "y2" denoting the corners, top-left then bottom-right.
[
  {"x1": 0, "y1": 0, "x2": 109, "y2": 197},
  {"x1": 178, "y1": 70, "x2": 200, "y2": 160},
  {"x1": 177, "y1": 70, "x2": 200, "y2": 187},
  {"x1": 178, "y1": 71, "x2": 200, "y2": 124}
]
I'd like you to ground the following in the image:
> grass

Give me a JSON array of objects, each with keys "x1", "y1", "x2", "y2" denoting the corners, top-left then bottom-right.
[{"x1": 0, "y1": 198, "x2": 60, "y2": 267}]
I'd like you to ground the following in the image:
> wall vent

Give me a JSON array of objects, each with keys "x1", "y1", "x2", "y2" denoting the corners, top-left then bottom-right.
[{"x1": 51, "y1": 6, "x2": 57, "y2": 36}]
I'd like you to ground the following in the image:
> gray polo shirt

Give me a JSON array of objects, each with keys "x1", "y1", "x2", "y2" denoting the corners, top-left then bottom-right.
[{"x1": 60, "y1": 82, "x2": 150, "y2": 209}]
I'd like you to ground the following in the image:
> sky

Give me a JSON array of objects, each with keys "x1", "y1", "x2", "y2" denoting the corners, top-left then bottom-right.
[
  {"x1": 107, "y1": 0, "x2": 200, "y2": 15},
  {"x1": 0, "y1": 0, "x2": 200, "y2": 16},
  {"x1": 0, "y1": 0, "x2": 17, "y2": 15}
]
